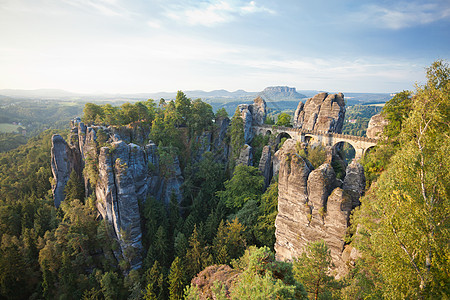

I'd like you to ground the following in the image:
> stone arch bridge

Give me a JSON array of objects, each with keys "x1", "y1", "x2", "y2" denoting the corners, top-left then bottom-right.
[{"x1": 254, "y1": 124, "x2": 378, "y2": 159}]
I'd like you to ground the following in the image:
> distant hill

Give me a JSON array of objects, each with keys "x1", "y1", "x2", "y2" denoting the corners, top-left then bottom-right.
[
  {"x1": 0, "y1": 88, "x2": 392, "y2": 110},
  {"x1": 258, "y1": 86, "x2": 307, "y2": 102}
]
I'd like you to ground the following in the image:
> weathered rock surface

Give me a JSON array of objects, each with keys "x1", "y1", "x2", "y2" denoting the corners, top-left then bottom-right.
[
  {"x1": 258, "y1": 145, "x2": 272, "y2": 187},
  {"x1": 51, "y1": 134, "x2": 81, "y2": 207},
  {"x1": 190, "y1": 265, "x2": 240, "y2": 299},
  {"x1": 274, "y1": 139, "x2": 364, "y2": 277},
  {"x1": 293, "y1": 92, "x2": 346, "y2": 133},
  {"x1": 252, "y1": 96, "x2": 266, "y2": 126},
  {"x1": 51, "y1": 119, "x2": 187, "y2": 269},
  {"x1": 212, "y1": 117, "x2": 230, "y2": 163},
  {"x1": 366, "y1": 113, "x2": 388, "y2": 139},
  {"x1": 236, "y1": 144, "x2": 253, "y2": 166},
  {"x1": 237, "y1": 104, "x2": 253, "y2": 144},
  {"x1": 237, "y1": 96, "x2": 267, "y2": 143},
  {"x1": 343, "y1": 160, "x2": 366, "y2": 208}
]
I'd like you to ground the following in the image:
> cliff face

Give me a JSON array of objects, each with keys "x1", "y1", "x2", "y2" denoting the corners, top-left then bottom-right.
[
  {"x1": 238, "y1": 96, "x2": 267, "y2": 144},
  {"x1": 274, "y1": 139, "x2": 365, "y2": 277},
  {"x1": 366, "y1": 113, "x2": 388, "y2": 139},
  {"x1": 293, "y1": 92, "x2": 346, "y2": 133},
  {"x1": 51, "y1": 134, "x2": 81, "y2": 208},
  {"x1": 50, "y1": 119, "x2": 188, "y2": 269}
]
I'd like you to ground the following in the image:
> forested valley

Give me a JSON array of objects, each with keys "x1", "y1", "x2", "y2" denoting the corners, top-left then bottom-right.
[{"x1": 0, "y1": 61, "x2": 448, "y2": 299}]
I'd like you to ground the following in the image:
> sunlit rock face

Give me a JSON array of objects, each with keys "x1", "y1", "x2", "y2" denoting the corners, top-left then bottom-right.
[
  {"x1": 293, "y1": 92, "x2": 346, "y2": 133},
  {"x1": 51, "y1": 120, "x2": 186, "y2": 269},
  {"x1": 274, "y1": 140, "x2": 365, "y2": 277},
  {"x1": 366, "y1": 113, "x2": 388, "y2": 139}
]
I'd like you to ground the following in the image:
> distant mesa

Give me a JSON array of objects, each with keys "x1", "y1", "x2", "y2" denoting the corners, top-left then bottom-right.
[{"x1": 257, "y1": 86, "x2": 307, "y2": 102}]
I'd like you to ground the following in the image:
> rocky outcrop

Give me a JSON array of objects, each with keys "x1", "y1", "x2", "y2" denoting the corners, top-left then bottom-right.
[
  {"x1": 258, "y1": 145, "x2": 272, "y2": 187},
  {"x1": 212, "y1": 117, "x2": 230, "y2": 163},
  {"x1": 237, "y1": 96, "x2": 267, "y2": 143},
  {"x1": 343, "y1": 160, "x2": 366, "y2": 208},
  {"x1": 366, "y1": 113, "x2": 388, "y2": 139},
  {"x1": 252, "y1": 96, "x2": 266, "y2": 126},
  {"x1": 51, "y1": 134, "x2": 81, "y2": 207},
  {"x1": 236, "y1": 144, "x2": 253, "y2": 166},
  {"x1": 237, "y1": 104, "x2": 253, "y2": 144},
  {"x1": 293, "y1": 92, "x2": 346, "y2": 133},
  {"x1": 51, "y1": 119, "x2": 186, "y2": 269},
  {"x1": 274, "y1": 140, "x2": 364, "y2": 277}
]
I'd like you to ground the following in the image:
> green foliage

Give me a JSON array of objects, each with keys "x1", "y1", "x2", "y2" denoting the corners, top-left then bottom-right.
[
  {"x1": 168, "y1": 257, "x2": 184, "y2": 300},
  {"x1": 0, "y1": 132, "x2": 28, "y2": 152},
  {"x1": 264, "y1": 115, "x2": 275, "y2": 125},
  {"x1": 83, "y1": 103, "x2": 104, "y2": 124},
  {"x1": 293, "y1": 240, "x2": 337, "y2": 300},
  {"x1": 297, "y1": 142, "x2": 326, "y2": 169},
  {"x1": 100, "y1": 271, "x2": 122, "y2": 300},
  {"x1": 381, "y1": 90, "x2": 413, "y2": 143},
  {"x1": 232, "y1": 246, "x2": 308, "y2": 299},
  {"x1": 353, "y1": 60, "x2": 450, "y2": 298},
  {"x1": 215, "y1": 107, "x2": 228, "y2": 119},
  {"x1": 82, "y1": 100, "x2": 156, "y2": 126},
  {"x1": 229, "y1": 108, "x2": 245, "y2": 159},
  {"x1": 276, "y1": 112, "x2": 292, "y2": 127},
  {"x1": 64, "y1": 169, "x2": 85, "y2": 203},
  {"x1": 144, "y1": 260, "x2": 165, "y2": 300},
  {"x1": 175, "y1": 91, "x2": 191, "y2": 126},
  {"x1": 250, "y1": 134, "x2": 271, "y2": 166},
  {"x1": 255, "y1": 182, "x2": 278, "y2": 248},
  {"x1": 212, "y1": 218, "x2": 247, "y2": 264},
  {"x1": 185, "y1": 225, "x2": 210, "y2": 279},
  {"x1": 342, "y1": 105, "x2": 382, "y2": 136},
  {"x1": 216, "y1": 165, "x2": 265, "y2": 210},
  {"x1": 189, "y1": 99, "x2": 214, "y2": 136}
]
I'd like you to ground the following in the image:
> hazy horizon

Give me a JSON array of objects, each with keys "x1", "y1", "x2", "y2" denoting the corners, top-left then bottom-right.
[{"x1": 1, "y1": 0, "x2": 449, "y2": 94}]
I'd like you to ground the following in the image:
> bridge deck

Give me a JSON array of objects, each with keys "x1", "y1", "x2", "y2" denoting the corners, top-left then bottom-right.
[{"x1": 255, "y1": 124, "x2": 378, "y2": 143}]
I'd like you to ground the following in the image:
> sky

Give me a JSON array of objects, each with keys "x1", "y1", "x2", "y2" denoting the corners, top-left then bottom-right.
[{"x1": 0, "y1": 0, "x2": 449, "y2": 94}]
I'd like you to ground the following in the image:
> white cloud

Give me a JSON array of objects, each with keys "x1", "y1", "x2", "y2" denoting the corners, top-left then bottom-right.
[
  {"x1": 359, "y1": 1, "x2": 450, "y2": 29},
  {"x1": 165, "y1": 0, "x2": 275, "y2": 27}
]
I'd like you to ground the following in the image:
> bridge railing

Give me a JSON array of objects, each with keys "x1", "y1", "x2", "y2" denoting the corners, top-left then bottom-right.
[{"x1": 254, "y1": 124, "x2": 378, "y2": 143}]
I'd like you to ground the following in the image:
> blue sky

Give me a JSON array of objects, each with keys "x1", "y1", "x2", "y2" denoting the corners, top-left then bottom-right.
[{"x1": 0, "y1": 0, "x2": 449, "y2": 93}]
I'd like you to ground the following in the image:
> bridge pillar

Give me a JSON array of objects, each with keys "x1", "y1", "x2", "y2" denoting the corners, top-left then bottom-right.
[{"x1": 355, "y1": 148, "x2": 365, "y2": 160}]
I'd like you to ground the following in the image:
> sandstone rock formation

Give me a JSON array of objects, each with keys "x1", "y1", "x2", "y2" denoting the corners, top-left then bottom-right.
[
  {"x1": 236, "y1": 144, "x2": 253, "y2": 166},
  {"x1": 252, "y1": 96, "x2": 266, "y2": 126},
  {"x1": 274, "y1": 140, "x2": 365, "y2": 277},
  {"x1": 343, "y1": 160, "x2": 366, "y2": 208},
  {"x1": 366, "y1": 113, "x2": 388, "y2": 139},
  {"x1": 51, "y1": 119, "x2": 188, "y2": 269},
  {"x1": 51, "y1": 134, "x2": 81, "y2": 207},
  {"x1": 237, "y1": 96, "x2": 267, "y2": 143},
  {"x1": 212, "y1": 117, "x2": 231, "y2": 163},
  {"x1": 237, "y1": 104, "x2": 253, "y2": 144},
  {"x1": 258, "y1": 145, "x2": 272, "y2": 187},
  {"x1": 293, "y1": 92, "x2": 346, "y2": 133}
]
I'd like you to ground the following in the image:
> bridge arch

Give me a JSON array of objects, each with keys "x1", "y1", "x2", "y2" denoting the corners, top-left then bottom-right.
[
  {"x1": 276, "y1": 132, "x2": 292, "y2": 150},
  {"x1": 332, "y1": 141, "x2": 356, "y2": 163}
]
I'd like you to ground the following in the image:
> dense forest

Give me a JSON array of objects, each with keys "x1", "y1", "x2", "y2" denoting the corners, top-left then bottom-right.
[{"x1": 0, "y1": 61, "x2": 449, "y2": 299}]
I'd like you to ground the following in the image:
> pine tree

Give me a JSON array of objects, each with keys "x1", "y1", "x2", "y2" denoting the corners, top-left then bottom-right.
[
  {"x1": 293, "y1": 240, "x2": 336, "y2": 300},
  {"x1": 64, "y1": 169, "x2": 85, "y2": 203},
  {"x1": 168, "y1": 257, "x2": 184, "y2": 300},
  {"x1": 185, "y1": 225, "x2": 207, "y2": 279},
  {"x1": 230, "y1": 107, "x2": 245, "y2": 159},
  {"x1": 144, "y1": 261, "x2": 164, "y2": 300}
]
